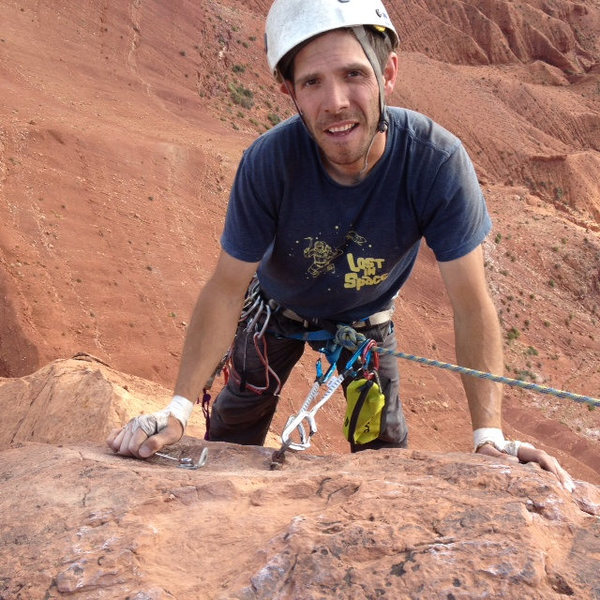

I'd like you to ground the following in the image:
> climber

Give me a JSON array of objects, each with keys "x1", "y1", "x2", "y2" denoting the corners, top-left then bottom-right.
[{"x1": 107, "y1": 0, "x2": 574, "y2": 491}]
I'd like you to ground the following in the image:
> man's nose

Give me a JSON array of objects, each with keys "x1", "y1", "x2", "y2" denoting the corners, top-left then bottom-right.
[{"x1": 323, "y1": 80, "x2": 349, "y2": 114}]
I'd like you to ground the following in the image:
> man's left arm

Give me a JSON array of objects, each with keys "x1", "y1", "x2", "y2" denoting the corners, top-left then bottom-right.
[{"x1": 438, "y1": 245, "x2": 575, "y2": 492}]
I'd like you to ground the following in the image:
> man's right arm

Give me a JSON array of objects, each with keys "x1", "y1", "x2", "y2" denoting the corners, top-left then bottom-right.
[
  {"x1": 174, "y1": 250, "x2": 259, "y2": 402},
  {"x1": 106, "y1": 250, "x2": 259, "y2": 458}
]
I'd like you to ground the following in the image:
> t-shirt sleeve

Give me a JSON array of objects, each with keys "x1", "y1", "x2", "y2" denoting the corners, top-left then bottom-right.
[
  {"x1": 419, "y1": 142, "x2": 491, "y2": 262},
  {"x1": 220, "y1": 147, "x2": 279, "y2": 263}
]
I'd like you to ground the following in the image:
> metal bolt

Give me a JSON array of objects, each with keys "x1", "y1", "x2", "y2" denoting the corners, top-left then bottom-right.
[{"x1": 155, "y1": 448, "x2": 208, "y2": 469}]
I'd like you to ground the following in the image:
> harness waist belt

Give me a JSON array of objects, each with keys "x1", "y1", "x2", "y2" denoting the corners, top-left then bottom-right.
[{"x1": 281, "y1": 307, "x2": 393, "y2": 329}]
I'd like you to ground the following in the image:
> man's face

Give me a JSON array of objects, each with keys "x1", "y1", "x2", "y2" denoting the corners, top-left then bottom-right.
[{"x1": 288, "y1": 29, "x2": 394, "y2": 182}]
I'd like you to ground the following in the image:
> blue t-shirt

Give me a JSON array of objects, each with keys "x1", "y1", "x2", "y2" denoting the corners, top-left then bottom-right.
[{"x1": 221, "y1": 107, "x2": 491, "y2": 322}]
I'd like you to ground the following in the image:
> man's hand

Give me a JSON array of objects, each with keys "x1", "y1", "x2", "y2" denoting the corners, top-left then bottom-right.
[
  {"x1": 106, "y1": 414, "x2": 184, "y2": 459},
  {"x1": 476, "y1": 442, "x2": 575, "y2": 492},
  {"x1": 107, "y1": 395, "x2": 193, "y2": 459}
]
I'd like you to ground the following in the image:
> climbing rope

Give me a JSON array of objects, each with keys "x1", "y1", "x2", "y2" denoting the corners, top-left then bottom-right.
[{"x1": 334, "y1": 325, "x2": 600, "y2": 408}]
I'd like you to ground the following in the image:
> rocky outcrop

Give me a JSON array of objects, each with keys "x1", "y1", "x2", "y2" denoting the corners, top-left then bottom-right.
[
  {"x1": 1, "y1": 358, "x2": 599, "y2": 599},
  {"x1": 1, "y1": 439, "x2": 599, "y2": 599},
  {"x1": 0, "y1": 355, "x2": 208, "y2": 450}
]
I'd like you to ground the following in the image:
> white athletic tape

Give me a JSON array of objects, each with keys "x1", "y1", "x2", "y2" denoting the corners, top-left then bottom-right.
[
  {"x1": 473, "y1": 427, "x2": 535, "y2": 457},
  {"x1": 473, "y1": 427, "x2": 505, "y2": 452},
  {"x1": 130, "y1": 411, "x2": 170, "y2": 436},
  {"x1": 167, "y1": 395, "x2": 194, "y2": 429},
  {"x1": 128, "y1": 395, "x2": 194, "y2": 436},
  {"x1": 503, "y1": 440, "x2": 535, "y2": 457}
]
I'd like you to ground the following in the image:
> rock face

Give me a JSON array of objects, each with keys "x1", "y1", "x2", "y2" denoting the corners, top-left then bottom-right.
[
  {"x1": 0, "y1": 0, "x2": 599, "y2": 489},
  {"x1": 1, "y1": 360, "x2": 600, "y2": 599},
  {"x1": 0, "y1": 354, "x2": 202, "y2": 449},
  {"x1": 1, "y1": 441, "x2": 599, "y2": 600}
]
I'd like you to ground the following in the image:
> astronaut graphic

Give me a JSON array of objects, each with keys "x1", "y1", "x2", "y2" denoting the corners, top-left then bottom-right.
[
  {"x1": 303, "y1": 238, "x2": 343, "y2": 277},
  {"x1": 302, "y1": 230, "x2": 387, "y2": 289}
]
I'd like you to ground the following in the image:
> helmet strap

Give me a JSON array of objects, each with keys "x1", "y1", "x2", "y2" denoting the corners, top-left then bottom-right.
[
  {"x1": 352, "y1": 26, "x2": 388, "y2": 181},
  {"x1": 352, "y1": 26, "x2": 388, "y2": 133},
  {"x1": 281, "y1": 78, "x2": 310, "y2": 128}
]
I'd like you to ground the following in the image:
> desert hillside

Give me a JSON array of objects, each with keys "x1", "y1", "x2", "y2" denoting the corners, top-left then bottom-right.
[{"x1": 0, "y1": 0, "x2": 599, "y2": 478}]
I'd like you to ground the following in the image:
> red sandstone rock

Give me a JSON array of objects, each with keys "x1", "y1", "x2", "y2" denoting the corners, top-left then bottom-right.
[
  {"x1": 0, "y1": 439, "x2": 598, "y2": 599},
  {"x1": 0, "y1": 358, "x2": 599, "y2": 599},
  {"x1": 0, "y1": 0, "x2": 598, "y2": 472}
]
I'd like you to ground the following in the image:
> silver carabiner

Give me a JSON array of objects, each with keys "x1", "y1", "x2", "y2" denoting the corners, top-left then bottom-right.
[
  {"x1": 279, "y1": 372, "x2": 346, "y2": 451},
  {"x1": 255, "y1": 303, "x2": 272, "y2": 339},
  {"x1": 245, "y1": 299, "x2": 264, "y2": 332},
  {"x1": 281, "y1": 412, "x2": 310, "y2": 451}
]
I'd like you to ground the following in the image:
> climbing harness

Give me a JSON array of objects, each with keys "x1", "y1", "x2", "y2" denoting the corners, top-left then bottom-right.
[
  {"x1": 201, "y1": 278, "x2": 278, "y2": 439},
  {"x1": 333, "y1": 325, "x2": 600, "y2": 408},
  {"x1": 203, "y1": 280, "x2": 600, "y2": 470},
  {"x1": 270, "y1": 338, "x2": 372, "y2": 469}
]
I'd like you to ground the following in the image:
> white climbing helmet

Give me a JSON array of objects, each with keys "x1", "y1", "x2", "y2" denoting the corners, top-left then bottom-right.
[{"x1": 265, "y1": 0, "x2": 399, "y2": 78}]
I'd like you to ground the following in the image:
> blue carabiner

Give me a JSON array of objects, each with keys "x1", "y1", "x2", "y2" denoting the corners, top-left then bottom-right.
[
  {"x1": 343, "y1": 339, "x2": 372, "y2": 376},
  {"x1": 316, "y1": 341, "x2": 343, "y2": 384}
]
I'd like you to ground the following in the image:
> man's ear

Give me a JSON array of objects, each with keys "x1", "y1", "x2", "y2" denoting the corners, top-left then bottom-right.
[
  {"x1": 279, "y1": 79, "x2": 302, "y2": 115},
  {"x1": 279, "y1": 80, "x2": 293, "y2": 96},
  {"x1": 383, "y1": 52, "x2": 399, "y2": 97}
]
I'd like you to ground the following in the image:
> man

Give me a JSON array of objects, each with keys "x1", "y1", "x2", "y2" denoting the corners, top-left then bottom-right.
[{"x1": 108, "y1": 0, "x2": 573, "y2": 491}]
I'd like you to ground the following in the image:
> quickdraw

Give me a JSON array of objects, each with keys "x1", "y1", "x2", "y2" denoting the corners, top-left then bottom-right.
[
  {"x1": 270, "y1": 338, "x2": 373, "y2": 469},
  {"x1": 228, "y1": 279, "x2": 281, "y2": 396}
]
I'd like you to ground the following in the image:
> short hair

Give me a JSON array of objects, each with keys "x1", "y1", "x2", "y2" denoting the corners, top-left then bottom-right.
[{"x1": 278, "y1": 26, "x2": 395, "y2": 84}]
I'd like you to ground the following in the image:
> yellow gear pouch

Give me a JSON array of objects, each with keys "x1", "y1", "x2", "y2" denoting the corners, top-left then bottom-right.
[{"x1": 343, "y1": 378, "x2": 385, "y2": 445}]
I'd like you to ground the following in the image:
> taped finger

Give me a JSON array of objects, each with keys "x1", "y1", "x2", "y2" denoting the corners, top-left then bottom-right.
[
  {"x1": 128, "y1": 410, "x2": 171, "y2": 437},
  {"x1": 473, "y1": 428, "x2": 535, "y2": 458},
  {"x1": 110, "y1": 427, "x2": 127, "y2": 450},
  {"x1": 127, "y1": 426, "x2": 152, "y2": 456},
  {"x1": 503, "y1": 440, "x2": 535, "y2": 457}
]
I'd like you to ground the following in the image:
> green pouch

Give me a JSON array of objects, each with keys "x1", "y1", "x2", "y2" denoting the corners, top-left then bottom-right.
[{"x1": 343, "y1": 378, "x2": 385, "y2": 445}]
